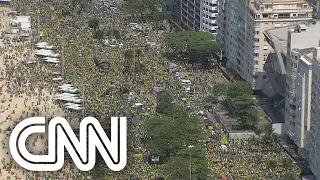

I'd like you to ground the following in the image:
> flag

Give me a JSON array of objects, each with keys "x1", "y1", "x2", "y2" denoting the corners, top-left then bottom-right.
[{"x1": 40, "y1": 31, "x2": 47, "y2": 37}]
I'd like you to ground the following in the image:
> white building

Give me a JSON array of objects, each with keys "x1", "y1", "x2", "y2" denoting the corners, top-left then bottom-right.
[
  {"x1": 264, "y1": 20, "x2": 320, "y2": 180},
  {"x1": 9, "y1": 16, "x2": 31, "y2": 36},
  {"x1": 310, "y1": 47, "x2": 320, "y2": 180},
  {"x1": 218, "y1": 0, "x2": 313, "y2": 90},
  {"x1": 295, "y1": 49, "x2": 313, "y2": 159},
  {"x1": 307, "y1": 0, "x2": 320, "y2": 19},
  {"x1": 174, "y1": 0, "x2": 218, "y2": 34},
  {"x1": 201, "y1": 0, "x2": 218, "y2": 34}
]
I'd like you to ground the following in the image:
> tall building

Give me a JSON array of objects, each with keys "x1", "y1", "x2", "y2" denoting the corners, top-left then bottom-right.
[
  {"x1": 264, "y1": 22, "x2": 320, "y2": 177},
  {"x1": 265, "y1": 22, "x2": 320, "y2": 179},
  {"x1": 201, "y1": 0, "x2": 219, "y2": 34},
  {"x1": 171, "y1": 0, "x2": 218, "y2": 34},
  {"x1": 307, "y1": 0, "x2": 320, "y2": 19},
  {"x1": 217, "y1": 0, "x2": 313, "y2": 90},
  {"x1": 179, "y1": 0, "x2": 202, "y2": 31},
  {"x1": 310, "y1": 47, "x2": 320, "y2": 180}
]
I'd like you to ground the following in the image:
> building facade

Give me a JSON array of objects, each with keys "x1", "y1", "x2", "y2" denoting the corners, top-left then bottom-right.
[
  {"x1": 171, "y1": 0, "x2": 218, "y2": 34},
  {"x1": 310, "y1": 47, "x2": 320, "y2": 180},
  {"x1": 307, "y1": 0, "x2": 320, "y2": 19},
  {"x1": 265, "y1": 22, "x2": 320, "y2": 178},
  {"x1": 218, "y1": 0, "x2": 313, "y2": 90},
  {"x1": 201, "y1": 0, "x2": 218, "y2": 34}
]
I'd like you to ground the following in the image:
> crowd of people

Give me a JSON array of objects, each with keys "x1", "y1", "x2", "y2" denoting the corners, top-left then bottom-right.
[
  {"x1": 206, "y1": 123, "x2": 301, "y2": 179},
  {"x1": 0, "y1": 0, "x2": 304, "y2": 179}
]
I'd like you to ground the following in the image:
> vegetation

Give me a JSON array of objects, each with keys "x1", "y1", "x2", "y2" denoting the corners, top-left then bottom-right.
[
  {"x1": 208, "y1": 82, "x2": 258, "y2": 129},
  {"x1": 143, "y1": 91, "x2": 209, "y2": 179},
  {"x1": 88, "y1": 18, "x2": 99, "y2": 30},
  {"x1": 93, "y1": 29, "x2": 105, "y2": 40},
  {"x1": 165, "y1": 31, "x2": 219, "y2": 65},
  {"x1": 123, "y1": 0, "x2": 164, "y2": 18}
]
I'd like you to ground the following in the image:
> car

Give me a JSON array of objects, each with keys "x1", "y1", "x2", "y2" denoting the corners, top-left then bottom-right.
[{"x1": 179, "y1": 79, "x2": 192, "y2": 85}]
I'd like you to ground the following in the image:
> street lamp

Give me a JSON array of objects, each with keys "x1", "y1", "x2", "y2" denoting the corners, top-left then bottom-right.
[
  {"x1": 188, "y1": 145, "x2": 194, "y2": 180},
  {"x1": 171, "y1": 100, "x2": 176, "y2": 125}
]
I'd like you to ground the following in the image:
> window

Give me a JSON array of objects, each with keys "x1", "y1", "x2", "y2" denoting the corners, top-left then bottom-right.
[
  {"x1": 253, "y1": 53, "x2": 259, "y2": 57},
  {"x1": 254, "y1": 38, "x2": 259, "y2": 42},
  {"x1": 292, "y1": 63, "x2": 297, "y2": 68},
  {"x1": 255, "y1": 31, "x2": 259, "y2": 35},
  {"x1": 263, "y1": 14, "x2": 268, "y2": 18}
]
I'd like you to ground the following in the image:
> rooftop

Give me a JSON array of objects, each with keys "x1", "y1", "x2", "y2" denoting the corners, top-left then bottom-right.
[{"x1": 290, "y1": 22, "x2": 320, "y2": 50}]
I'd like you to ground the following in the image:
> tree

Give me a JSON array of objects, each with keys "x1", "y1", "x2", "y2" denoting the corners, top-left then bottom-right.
[
  {"x1": 162, "y1": 156, "x2": 189, "y2": 180},
  {"x1": 237, "y1": 108, "x2": 258, "y2": 129},
  {"x1": 105, "y1": 28, "x2": 121, "y2": 39},
  {"x1": 163, "y1": 146, "x2": 209, "y2": 180},
  {"x1": 209, "y1": 82, "x2": 257, "y2": 129},
  {"x1": 282, "y1": 172, "x2": 298, "y2": 180},
  {"x1": 281, "y1": 158, "x2": 293, "y2": 169},
  {"x1": 165, "y1": 31, "x2": 219, "y2": 64},
  {"x1": 156, "y1": 90, "x2": 174, "y2": 114},
  {"x1": 266, "y1": 159, "x2": 278, "y2": 169},
  {"x1": 143, "y1": 106, "x2": 206, "y2": 160},
  {"x1": 124, "y1": 0, "x2": 163, "y2": 17},
  {"x1": 93, "y1": 29, "x2": 105, "y2": 40},
  {"x1": 88, "y1": 18, "x2": 99, "y2": 30}
]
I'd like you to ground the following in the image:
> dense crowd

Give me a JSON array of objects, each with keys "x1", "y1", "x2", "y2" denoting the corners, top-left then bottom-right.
[
  {"x1": 206, "y1": 123, "x2": 301, "y2": 179},
  {"x1": 0, "y1": 0, "x2": 303, "y2": 179}
]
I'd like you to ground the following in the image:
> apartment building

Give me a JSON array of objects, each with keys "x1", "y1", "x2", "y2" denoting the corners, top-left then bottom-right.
[
  {"x1": 264, "y1": 22, "x2": 320, "y2": 175},
  {"x1": 218, "y1": 0, "x2": 313, "y2": 90},
  {"x1": 179, "y1": 0, "x2": 202, "y2": 31},
  {"x1": 217, "y1": 0, "x2": 250, "y2": 72},
  {"x1": 170, "y1": 0, "x2": 218, "y2": 34},
  {"x1": 307, "y1": 0, "x2": 320, "y2": 19},
  {"x1": 310, "y1": 47, "x2": 320, "y2": 179},
  {"x1": 201, "y1": 0, "x2": 219, "y2": 34}
]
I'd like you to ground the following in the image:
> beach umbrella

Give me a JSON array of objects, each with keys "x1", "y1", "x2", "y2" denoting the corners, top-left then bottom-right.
[{"x1": 181, "y1": 97, "x2": 187, "y2": 101}]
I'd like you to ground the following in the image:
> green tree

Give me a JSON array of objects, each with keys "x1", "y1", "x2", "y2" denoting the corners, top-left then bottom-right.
[
  {"x1": 124, "y1": 0, "x2": 163, "y2": 17},
  {"x1": 281, "y1": 158, "x2": 293, "y2": 169},
  {"x1": 163, "y1": 146, "x2": 209, "y2": 180},
  {"x1": 88, "y1": 18, "x2": 99, "y2": 30},
  {"x1": 156, "y1": 90, "x2": 174, "y2": 114},
  {"x1": 165, "y1": 31, "x2": 219, "y2": 64},
  {"x1": 282, "y1": 172, "x2": 298, "y2": 180},
  {"x1": 237, "y1": 108, "x2": 258, "y2": 129},
  {"x1": 93, "y1": 29, "x2": 105, "y2": 40},
  {"x1": 90, "y1": 160, "x2": 107, "y2": 179},
  {"x1": 143, "y1": 106, "x2": 206, "y2": 160},
  {"x1": 162, "y1": 156, "x2": 189, "y2": 180}
]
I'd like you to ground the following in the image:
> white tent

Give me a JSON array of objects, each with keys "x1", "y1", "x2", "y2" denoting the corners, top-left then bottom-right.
[
  {"x1": 50, "y1": 53, "x2": 61, "y2": 58},
  {"x1": 53, "y1": 77, "x2": 62, "y2": 81},
  {"x1": 43, "y1": 57, "x2": 60, "y2": 61},
  {"x1": 60, "y1": 87, "x2": 79, "y2": 93},
  {"x1": 26, "y1": 60, "x2": 36, "y2": 64},
  {"x1": 66, "y1": 105, "x2": 83, "y2": 110},
  {"x1": 59, "y1": 84, "x2": 73, "y2": 88},
  {"x1": 52, "y1": 72, "x2": 61, "y2": 75},
  {"x1": 35, "y1": 49, "x2": 54, "y2": 56},
  {"x1": 132, "y1": 103, "x2": 143, "y2": 107},
  {"x1": 36, "y1": 42, "x2": 48, "y2": 46},
  {"x1": 45, "y1": 59, "x2": 60, "y2": 64}
]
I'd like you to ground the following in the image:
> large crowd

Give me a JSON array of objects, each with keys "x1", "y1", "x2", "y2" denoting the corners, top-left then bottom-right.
[
  {"x1": 0, "y1": 0, "x2": 304, "y2": 179},
  {"x1": 206, "y1": 123, "x2": 301, "y2": 179}
]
